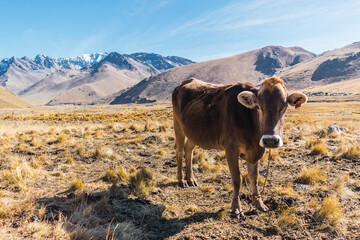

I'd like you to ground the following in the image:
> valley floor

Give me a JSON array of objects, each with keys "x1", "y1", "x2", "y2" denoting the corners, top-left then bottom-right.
[{"x1": 0, "y1": 102, "x2": 359, "y2": 239}]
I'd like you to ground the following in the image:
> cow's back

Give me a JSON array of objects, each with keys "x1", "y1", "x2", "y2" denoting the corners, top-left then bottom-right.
[{"x1": 172, "y1": 78, "x2": 258, "y2": 150}]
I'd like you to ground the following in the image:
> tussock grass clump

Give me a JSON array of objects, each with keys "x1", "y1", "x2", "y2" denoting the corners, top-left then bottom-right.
[
  {"x1": 130, "y1": 168, "x2": 155, "y2": 198},
  {"x1": 69, "y1": 179, "x2": 84, "y2": 192},
  {"x1": 310, "y1": 142, "x2": 328, "y2": 155},
  {"x1": 102, "y1": 167, "x2": 130, "y2": 184},
  {"x1": 75, "y1": 143, "x2": 87, "y2": 157},
  {"x1": 278, "y1": 207, "x2": 299, "y2": 231},
  {"x1": 276, "y1": 182, "x2": 296, "y2": 197},
  {"x1": 223, "y1": 185, "x2": 232, "y2": 192},
  {"x1": 94, "y1": 144, "x2": 115, "y2": 160},
  {"x1": 315, "y1": 196, "x2": 342, "y2": 227},
  {"x1": 339, "y1": 145, "x2": 360, "y2": 160},
  {"x1": 129, "y1": 123, "x2": 141, "y2": 132},
  {"x1": 1, "y1": 157, "x2": 36, "y2": 190},
  {"x1": 305, "y1": 139, "x2": 321, "y2": 149},
  {"x1": 296, "y1": 166, "x2": 326, "y2": 184},
  {"x1": 102, "y1": 170, "x2": 118, "y2": 183}
]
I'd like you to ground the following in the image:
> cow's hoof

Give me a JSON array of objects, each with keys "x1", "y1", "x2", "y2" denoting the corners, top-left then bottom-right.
[
  {"x1": 252, "y1": 195, "x2": 269, "y2": 212},
  {"x1": 179, "y1": 181, "x2": 188, "y2": 188},
  {"x1": 253, "y1": 201, "x2": 269, "y2": 212},
  {"x1": 232, "y1": 209, "x2": 245, "y2": 220},
  {"x1": 187, "y1": 179, "x2": 198, "y2": 187}
]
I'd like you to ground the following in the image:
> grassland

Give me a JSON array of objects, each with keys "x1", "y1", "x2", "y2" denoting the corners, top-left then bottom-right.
[{"x1": 0, "y1": 102, "x2": 359, "y2": 239}]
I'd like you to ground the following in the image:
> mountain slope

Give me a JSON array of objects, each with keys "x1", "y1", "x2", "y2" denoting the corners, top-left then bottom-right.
[
  {"x1": 110, "y1": 46, "x2": 315, "y2": 104},
  {"x1": 0, "y1": 86, "x2": 31, "y2": 108},
  {"x1": 277, "y1": 42, "x2": 360, "y2": 89}
]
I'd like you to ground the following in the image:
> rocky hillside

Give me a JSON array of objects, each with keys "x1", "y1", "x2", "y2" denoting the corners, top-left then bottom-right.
[
  {"x1": 110, "y1": 46, "x2": 315, "y2": 104},
  {"x1": 278, "y1": 41, "x2": 360, "y2": 89}
]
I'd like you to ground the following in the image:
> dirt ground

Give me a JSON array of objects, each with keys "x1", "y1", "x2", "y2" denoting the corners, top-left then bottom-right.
[{"x1": 0, "y1": 101, "x2": 359, "y2": 239}]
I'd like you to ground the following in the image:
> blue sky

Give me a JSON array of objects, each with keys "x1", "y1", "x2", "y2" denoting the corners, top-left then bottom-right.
[{"x1": 1, "y1": 0, "x2": 360, "y2": 62}]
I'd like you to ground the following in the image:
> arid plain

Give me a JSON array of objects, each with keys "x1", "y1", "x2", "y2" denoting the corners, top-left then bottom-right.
[{"x1": 0, "y1": 99, "x2": 359, "y2": 239}]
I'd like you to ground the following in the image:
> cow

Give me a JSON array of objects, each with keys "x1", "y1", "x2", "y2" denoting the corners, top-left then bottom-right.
[{"x1": 172, "y1": 76, "x2": 307, "y2": 218}]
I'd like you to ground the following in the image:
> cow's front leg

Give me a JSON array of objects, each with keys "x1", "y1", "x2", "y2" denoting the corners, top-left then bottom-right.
[
  {"x1": 225, "y1": 148, "x2": 244, "y2": 219},
  {"x1": 247, "y1": 161, "x2": 268, "y2": 212}
]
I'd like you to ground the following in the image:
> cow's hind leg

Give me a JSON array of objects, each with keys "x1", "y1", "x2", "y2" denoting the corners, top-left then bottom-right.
[
  {"x1": 184, "y1": 139, "x2": 198, "y2": 187},
  {"x1": 174, "y1": 119, "x2": 187, "y2": 188},
  {"x1": 225, "y1": 148, "x2": 244, "y2": 219},
  {"x1": 247, "y1": 161, "x2": 269, "y2": 212}
]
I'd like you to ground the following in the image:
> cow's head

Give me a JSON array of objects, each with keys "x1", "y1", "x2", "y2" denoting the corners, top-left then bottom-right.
[{"x1": 237, "y1": 76, "x2": 307, "y2": 148}]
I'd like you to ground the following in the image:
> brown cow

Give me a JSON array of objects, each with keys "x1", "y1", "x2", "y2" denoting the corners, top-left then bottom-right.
[{"x1": 172, "y1": 76, "x2": 307, "y2": 218}]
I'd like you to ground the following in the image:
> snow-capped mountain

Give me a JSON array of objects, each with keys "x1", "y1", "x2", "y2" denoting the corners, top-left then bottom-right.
[
  {"x1": 130, "y1": 52, "x2": 195, "y2": 71},
  {"x1": 0, "y1": 52, "x2": 195, "y2": 95},
  {"x1": 58, "y1": 53, "x2": 108, "y2": 69},
  {"x1": 19, "y1": 52, "x2": 160, "y2": 106}
]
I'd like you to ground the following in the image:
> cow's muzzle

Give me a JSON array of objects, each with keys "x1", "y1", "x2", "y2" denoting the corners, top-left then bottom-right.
[{"x1": 259, "y1": 135, "x2": 283, "y2": 148}]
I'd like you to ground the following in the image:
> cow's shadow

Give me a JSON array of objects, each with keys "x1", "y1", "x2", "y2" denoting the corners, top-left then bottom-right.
[{"x1": 36, "y1": 183, "x2": 219, "y2": 240}]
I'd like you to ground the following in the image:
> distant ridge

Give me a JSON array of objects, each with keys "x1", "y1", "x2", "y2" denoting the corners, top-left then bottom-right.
[
  {"x1": 14, "y1": 52, "x2": 194, "y2": 105},
  {"x1": 110, "y1": 45, "x2": 315, "y2": 104}
]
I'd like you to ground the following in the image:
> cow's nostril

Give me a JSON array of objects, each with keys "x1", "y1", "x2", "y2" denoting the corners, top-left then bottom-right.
[{"x1": 260, "y1": 135, "x2": 283, "y2": 148}]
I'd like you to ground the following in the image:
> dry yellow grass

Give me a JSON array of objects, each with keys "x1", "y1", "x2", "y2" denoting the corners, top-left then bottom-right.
[
  {"x1": 275, "y1": 182, "x2": 297, "y2": 197},
  {"x1": 330, "y1": 174, "x2": 350, "y2": 196},
  {"x1": 310, "y1": 142, "x2": 328, "y2": 155},
  {"x1": 278, "y1": 207, "x2": 299, "y2": 231},
  {"x1": 339, "y1": 145, "x2": 360, "y2": 159},
  {"x1": 315, "y1": 196, "x2": 342, "y2": 228},
  {"x1": 69, "y1": 179, "x2": 84, "y2": 192},
  {"x1": 130, "y1": 168, "x2": 155, "y2": 198},
  {"x1": 0, "y1": 102, "x2": 358, "y2": 239},
  {"x1": 296, "y1": 166, "x2": 327, "y2": 184}
]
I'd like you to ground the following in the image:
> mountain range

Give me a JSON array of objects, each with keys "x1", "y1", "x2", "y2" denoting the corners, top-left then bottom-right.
[
  {"x1": 0, "y1": 41, "x2": 359, "y2": 106},
  {"x1": 111, "y1": 42, "x2": 360, "y2": 104},
  {"x1": 0, "y1": 52, "x2": 195, "y2": 105}
]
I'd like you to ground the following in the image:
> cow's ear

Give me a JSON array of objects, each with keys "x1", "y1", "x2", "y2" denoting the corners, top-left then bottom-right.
[
  {"x1": 287, "y1": 92, "x2": 307, "y2": 109},
  {"x1": 238, "y1": 91, "x2": 258, "y2": 108}
]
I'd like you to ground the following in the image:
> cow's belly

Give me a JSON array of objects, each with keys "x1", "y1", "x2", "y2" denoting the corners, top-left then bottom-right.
[{"x1": 180, "y1": 105, "x2": 224, "y2": 150}]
